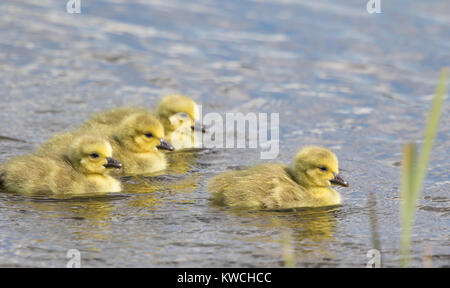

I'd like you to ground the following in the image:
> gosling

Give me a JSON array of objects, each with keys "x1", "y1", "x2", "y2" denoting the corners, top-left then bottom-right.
[
  {"x1": 40, "y1": 112, "x2": 175, "y2": 175},
  {"x1": 82, "y1": 94, "x2": 205, "y2": 150},
  {"x1": 156, "y1": 94, "x2": 206, "y2": 150},
  {"x1": 102, "y1": 112, "x2": 174, "y2": 174},
  {"x1": 0, "y1": 135, "x2": 122, "y2": 195},
  {"x1": 208, "y1": 146, "x2": 349, "y2": 209}
]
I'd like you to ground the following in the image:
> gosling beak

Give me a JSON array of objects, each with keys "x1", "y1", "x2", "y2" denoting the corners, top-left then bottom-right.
[
  {"x1": 157, "y1": 138, "x2": 175, "y2": 151},
  {"x1": 191, "y1": 121, "x2": 207, "y2": 133},
  {"x1": 330, "y1": 173, "x2": 349, "y2": 187},
  {"x1": 104, "y1": 157, "x2": 122, "y2": 169}
]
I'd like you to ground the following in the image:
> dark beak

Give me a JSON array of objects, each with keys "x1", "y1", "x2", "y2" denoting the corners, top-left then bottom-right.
[
  {"x1": 330, "y1": 173, "x2": 349, "y2": 187},
  {"x1": 157, "y1": 138, "x2": 175, "y2": 151},
  {"x1": 191, "y1": 121, "x2": 207, "y2": 133},
  {"x1": 104, "y1": 157, "x2": 122, "y2": 169}
]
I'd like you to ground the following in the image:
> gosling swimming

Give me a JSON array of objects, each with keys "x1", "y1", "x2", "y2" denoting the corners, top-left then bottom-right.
[
  {"x1": 38, "y1": 112, "x2": 174, "y2": 175},
  {"x1": 0, "y1": 135, "x2": 122, "y2": 195},
  {"x1": 156, "y1": 94, "x2": 205, "y2": 149},
  {"x1": 208, "y1": 146, "x2": 349, "y2": 209},
  {"x1": 83, "y1": 94, "x2": 206, "y2": 150},
  {"x1": 101, "y1": 112, "x2": 174, "y2": 175}
]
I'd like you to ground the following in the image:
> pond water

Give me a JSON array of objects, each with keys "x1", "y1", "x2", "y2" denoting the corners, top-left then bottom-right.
[{"x1": 0, "y1": 0, "x2": 449, "y2": 267}]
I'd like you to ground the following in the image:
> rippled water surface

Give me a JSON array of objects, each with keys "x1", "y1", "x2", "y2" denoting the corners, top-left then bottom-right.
[{"x1": 0, "y1": 0, "x2": 449, "y2": 267}]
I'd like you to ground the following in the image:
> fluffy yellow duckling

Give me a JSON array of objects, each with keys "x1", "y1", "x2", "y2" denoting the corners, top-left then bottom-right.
[
  {"x1": 81, "y1": 94, "x2": 205, "y2": 150},
  {"x1": 105, "y1": 112, "x2": 174, "y2": 174},
  {"x1": 80, "y1": 111, "x2": 174, "y2": 175},
  {"x1": 156, "y1": 94, "x2": 206, "y2": 150},
  {"x1": 36, "y1": 112, "x2": 174, "y2": 176},
  {"x1": 208, "y1": 146, "x2": 349, "y2": 209},
  {"x1": 0, "y1": 135, "x2": 122, "y2": 195}
]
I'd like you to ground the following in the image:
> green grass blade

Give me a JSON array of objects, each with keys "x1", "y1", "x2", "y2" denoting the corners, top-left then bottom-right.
[
  {"x1": 400, "y1": 143, "x2": 416, "y2": 267},
  {"x1": 412, "y1": 69, "x2": 447, "y2": 198},
  {"x1": 281, "y1": 230, "x2": 295, "y2": 268},
  {"x1": 400, "y1": 69, "x2": 447, "y2": 267}
]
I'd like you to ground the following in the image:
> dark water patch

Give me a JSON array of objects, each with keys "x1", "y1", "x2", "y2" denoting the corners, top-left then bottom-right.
[{"x1": 0, "y1": 135, "x2": 26, "y2": 143}]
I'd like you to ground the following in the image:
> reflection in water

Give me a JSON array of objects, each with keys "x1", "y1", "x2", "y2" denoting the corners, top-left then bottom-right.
[
  {"x1": 368, "y1": 190, "x2": 382, "y2": 265},
  {"x1": 221, "y1": 206, "x2": 340, "y2": 265},
  {"x1": 120, "y1": 148, "x2": 204, "y2": 209},
  {"x1": 123, "y1": 172, "x2": 202, "y2": 209},
  {"x1": 4, "y1": 195, "x2": 118, "y2": 243},
  {"x1": 165, "y1": 148, "x2": 205, "y2": 175}
]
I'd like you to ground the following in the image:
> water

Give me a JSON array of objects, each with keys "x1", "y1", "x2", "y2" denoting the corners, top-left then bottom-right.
[{"x1": 0, "y1": 0, "x2": 449, "y2": 267}]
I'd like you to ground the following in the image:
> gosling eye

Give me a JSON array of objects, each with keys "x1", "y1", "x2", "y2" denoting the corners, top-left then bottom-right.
[
  {"x1": 178, "y1": 112, "x2": 189, "y2": 118},
  {"x1": 145, "y1": 133, "x2": 153, "y2": 138},
  {"x1": 319, "y1": 166, "x2": 328, "y2": 172},
  {"x1": 90, "y1": 153, "x2": 100, "y2": 159}
]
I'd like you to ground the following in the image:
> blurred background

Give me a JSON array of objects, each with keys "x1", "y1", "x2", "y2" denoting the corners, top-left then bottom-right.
[{"x1": 0, "y1": 0, "x2": 448, "y2": 267}]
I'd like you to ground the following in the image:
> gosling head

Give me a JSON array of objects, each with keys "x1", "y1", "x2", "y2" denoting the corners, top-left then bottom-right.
[
  {"x1": 156, "y1": 94, "x2": 206, "y2": 133},
  {"x1": 292, "y1": 146, "x2": 349, "y2": 188},
  {"x1": 66, "y1": 135, "x2": 122, "y2": 175},
  {"x1": 117, "y1": 112, "x2": 175, "y2": 153}
]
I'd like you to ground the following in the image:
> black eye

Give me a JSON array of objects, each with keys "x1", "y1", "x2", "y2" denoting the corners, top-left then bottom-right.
[
  {"x1": 91, "y1": 153, "x2": 99, "y2": 159},
  {"x1": 319, "y1": 166, "x2": 328, "y2": 171},
  {"x1": 145, "y1": 133, "x2": 153, "y2": 138}
]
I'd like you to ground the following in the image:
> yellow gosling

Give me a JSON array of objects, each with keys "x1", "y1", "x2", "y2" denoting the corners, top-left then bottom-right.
[
  {"x1": 0, "y1": 135, "x2": 122, "y2": 195},
  {"x1": 156, "y1": 94, "x2": 205, "y2": 149},
  {"x1": 36, "y1": 112, "x2": 174, "y2": 176},
  {"x1": 82, "y1": 112, "x2": 174, "y2": 175},
  {"x1": 80, "y1": 94, "x2": 205, "y2": 150},
  {"x1": 208, "y1": 146, "x2": 349, "y2": 209}
]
